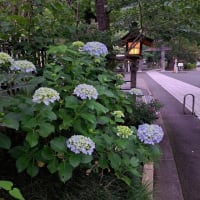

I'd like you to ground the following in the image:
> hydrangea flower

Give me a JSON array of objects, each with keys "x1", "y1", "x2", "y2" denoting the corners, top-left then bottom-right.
[
  {"x1": 112, "y1": 111, "x2": 125, "y2": 118},
  {"x1": 10, "y1": 60, "x2": 36, "y2": 73},
  {"x1": 66, "y1": 135, "x2": 95, "y2": 155},
  {"x1": 129, "y1": 88, "x2": 143, "y2": 96},
  {"x1": 0, "y1": 52, "x2": 14, "y2": 66},
  {"x1": 72, "y1": 41, "x2": 85, "y2": 48},
  {"x1": 137, "y1": 124, "x2": 164, "y2": 145},
  {"x1": 82, "y1": 41, "x2": 108, "y2": 57},
  {"x1": 116, "y1": 125, "x2": 133, "y2": 138},
  {"x1": 73, "y1": 84, "x2": 98, "y2": 100},
  {"x1": 32, "y1": 87, "x2": 60, "y2": 105}
]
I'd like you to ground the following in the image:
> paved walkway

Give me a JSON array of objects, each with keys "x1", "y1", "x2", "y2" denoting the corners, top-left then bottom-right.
[{"x1": 146, "y1": 70, "x2": 200, "y2": 119}]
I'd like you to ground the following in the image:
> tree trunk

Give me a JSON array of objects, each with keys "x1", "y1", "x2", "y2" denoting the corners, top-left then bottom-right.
[{"x1": 95, "y1": 0, "x2": 109, "y2": 31}]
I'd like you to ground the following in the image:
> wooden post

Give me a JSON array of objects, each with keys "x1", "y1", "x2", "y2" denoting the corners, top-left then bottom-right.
[{"x1": 130, "y1": 60, "x2": 138, "y2": 88}]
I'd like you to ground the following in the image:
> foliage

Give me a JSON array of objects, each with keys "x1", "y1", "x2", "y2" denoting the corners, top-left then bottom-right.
[
  {"x1": 184, "y1": 63, "x2": 196, "y2": 70},
  {"x1": 0, "y1": 180, "x2": 25, "y2": 200},
  {"x1": 0, "y1": 43, "x2": 162, "y2": 198}
]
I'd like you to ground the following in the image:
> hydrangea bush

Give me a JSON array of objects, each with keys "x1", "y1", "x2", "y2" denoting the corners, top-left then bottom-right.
[{"x1": 0, "y1": 42, "x2": 163, "y2": 188}]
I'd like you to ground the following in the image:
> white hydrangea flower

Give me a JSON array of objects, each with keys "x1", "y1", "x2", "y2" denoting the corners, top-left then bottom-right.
[
  {"x1": 10, "y1": 60, "x2": 36, "y2": 73},
  {"x1": 73, "y1": 84, "x2": 98, "y2": 100},
  {"x1": 129, "y1": 88, "x2": 143, "y2": 96},
  {"x1": 0, "y1": 52, "x2": 14, "y2": 66},
  {"x1": 116, "y1": 125, "x2": 133, "y2": 139},
  {"x1": 66, "y1": 135, "x2": 95, "y2": 155},
  {"x1": 32, "y1": 87, "x2": 60, "y2": 105}
]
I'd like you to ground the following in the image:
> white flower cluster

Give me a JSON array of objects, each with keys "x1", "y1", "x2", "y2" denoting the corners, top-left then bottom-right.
[
  {"x1": 116, "y1": 125, "x2": 133, "y2": 139},
  {"x1": 112, "y1": 110, "x2": 125, "y2": 118},
  {"x1": 66, "y1": 135, "x2": 95, "y2": 155},
  {"x1": 32, "y1": 87, "x2": 60, "y2": 105},
  {"x1": 129, "y1": 88, "x2": 143, "y2": 96},
  {"x1": 0, "y1": 52, "x2": 14, "y2": 66},
  {"x1": 10, "y1": 60, "x2": 36, "y2": 73},
  {"x1": 73, "y1": 84, "x2": 98, "y2": 100},
  {"x1": 137, "y1": 124, "x2": 164, "y2": 145}
]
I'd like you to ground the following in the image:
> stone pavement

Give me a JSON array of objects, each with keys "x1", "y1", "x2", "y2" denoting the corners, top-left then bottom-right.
[{"x1": 146, "y1": 70, "x2": 200, "y2": 119}]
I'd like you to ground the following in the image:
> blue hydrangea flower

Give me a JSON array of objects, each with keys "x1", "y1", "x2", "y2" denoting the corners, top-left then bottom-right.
[
  {"x1": 66, "y1": 135, "x2": 95, "y2": 155},
  {"x1": 82, "y1": 41, "x2": 108, "y2": 57},
  {"x1": 10, "y1": 60, "x2": 36, "y2": 73},
  {"x1": 116, "y1": 125, "x2": 133, "y2": 138},
  {"x1": 137, "y1": 124, "x2": 164, "y2": 145},
  {"x1": 73, "y1": 84, "x2": 98, "y2": 100},
  {"x1": 32, "y1": 87, "x2": 60, "y2": 105},
  {"x1": 0, "y1": 52, "x2": 14, "y2": 66}
]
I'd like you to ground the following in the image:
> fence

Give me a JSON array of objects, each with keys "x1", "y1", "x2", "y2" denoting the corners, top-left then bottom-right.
[{"x1": 0, "y1": 38, "x2": 47, "y2": 67}]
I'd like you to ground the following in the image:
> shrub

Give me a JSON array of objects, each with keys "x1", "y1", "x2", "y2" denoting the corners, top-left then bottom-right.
[
  {"x1": 184, "y1": 63, "x2": 196, "y2": 70},
  {"x1": 0, "y1": 43, "x2": 163, "y2": 199}
]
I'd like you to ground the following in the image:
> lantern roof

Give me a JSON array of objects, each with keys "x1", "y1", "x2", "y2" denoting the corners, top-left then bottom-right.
[{"x1": 119, "y1": 32, "x2": 154, "y2": 47}]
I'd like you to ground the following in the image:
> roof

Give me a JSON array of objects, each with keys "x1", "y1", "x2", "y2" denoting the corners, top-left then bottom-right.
[{"x1": 120, "y1": 32, "x2": 154, "y2": 47}]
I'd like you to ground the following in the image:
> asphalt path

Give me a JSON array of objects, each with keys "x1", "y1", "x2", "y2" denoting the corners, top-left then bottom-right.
[
  {"x1": 162, "y1": 70, "x2": 200, "y2": 88},
  {"x1": 139, "y1": 72, "x2": 200, "y2": 200}
]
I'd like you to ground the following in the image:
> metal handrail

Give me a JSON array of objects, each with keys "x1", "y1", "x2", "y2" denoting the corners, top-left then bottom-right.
[{"x1": 183, "y1": 94, "x2": 195, "y2": 115}]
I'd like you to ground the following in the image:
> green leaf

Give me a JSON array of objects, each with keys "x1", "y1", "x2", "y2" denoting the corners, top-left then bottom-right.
[
  {"x1": 9, "y1": 188, "x2": 25, "y2": 200},
  {"x1": 16, "y1": 155, "x2": 31, "y2": 173},
  {"x1": 41, "y1": 146, "x2": 54, "y2": 160},
  {"x1": 81, "y1": 155, "x2": 93, "y2": 164},
  {"x1": 58, "y1": 109, "x2": 73, "y2": 130},
  {"x1": 88, "y1": 101, "x2": 109, "y2": 114},
  {"x1": 69, "y1": 154, "x2": 81, "y2": 167},
  {"x1": 80, "y1": 112, "x2": 96, "y2": 124},
  {"x1": 64, "y1": 96, "x2": 79, "y2": 108},
  {"x1": 47, "y1": 159, "x2": 58, "y2": 174},
  {"x1": 130, "y1": 157, "x2": 139, "y2": 167},
  {"x1": 97, "y1": 116, "x2": 110, "y2": 125},
  {"x1": 50, "y1": 136, "x2": 66, "y2": 152},
  {"x1": 38, "y1": 123, "x2": 55, "y2": 137},
  {"x1": 26, "y1": 164, "x2": 39, "y2": 177},
  {"x1": 58, "y1": 162, "x2": 73, "y2": 183},
  {"x1": 0, "y1": 133, "x2": 11, "y2": 149},
  {"x1": 25, "y1": 132, "x2": 39, "y2": 147},
  {"x1": 119, "y1": 175, "x2": 132, "y2": 186},
  {"x1": 2, "y1": 116, "x2": 19, "y2": 130},
  {"x1": 103, "y1": 134, "x2": 113, "y2": 145},
  {"x1": 21, "y1": 116, "x2": 37, "y2": 129},
  {"x1": 0, "y1": 181, "x2": 13, "y2": 191},
  {"x1": 108, "y1": 152, "x2": 121, "y2": 169},
  {"x1": 116, "y1": 139, "x2": 129, "y2": 149}
]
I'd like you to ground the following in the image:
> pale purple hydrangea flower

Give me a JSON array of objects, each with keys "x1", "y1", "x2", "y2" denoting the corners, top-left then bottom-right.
[
  {"x1": 73, "y1": 84, "x2": 98, "y2": 100},
  {"x1": 66, "y1": 135, "x2": 95, "y2": 155},
  {"x1": 32, "y1": 87, "x2": 60, "y2": 105},
  {"x1": 10, "y1": 60, "x2": 36, "y2": 73},
  {"x1": 82, "y1": 41, "x2": 108, "y2": 57},
  {"x1": 137, "y1": 124, "x2": 164, "y2": 145}
]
